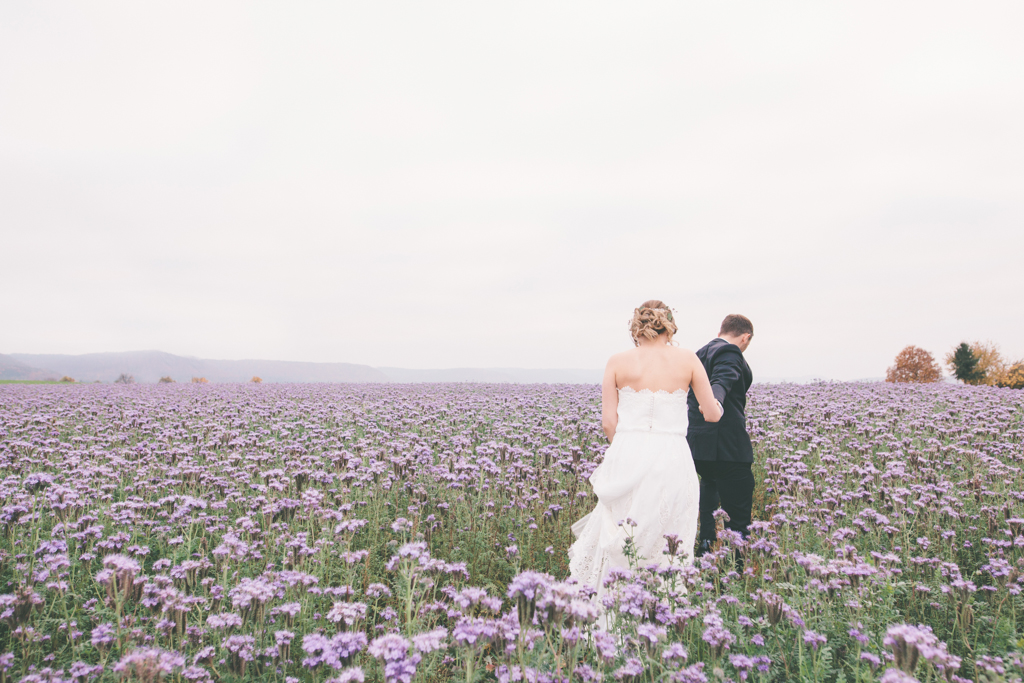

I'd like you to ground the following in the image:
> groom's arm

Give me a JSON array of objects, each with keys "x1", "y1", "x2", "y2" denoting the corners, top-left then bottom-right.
[{"x1": 709, "y1": 348, "x2": 744, "y2": 405}]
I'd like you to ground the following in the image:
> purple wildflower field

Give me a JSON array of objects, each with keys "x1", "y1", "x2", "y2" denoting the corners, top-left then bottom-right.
[{"x1": 1, "y1": 381, "x2": 1023, "y2": 683}]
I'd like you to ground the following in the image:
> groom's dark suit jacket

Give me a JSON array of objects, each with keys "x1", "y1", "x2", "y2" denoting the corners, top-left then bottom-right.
[{"x1": 686, "y1": 338, "x2": 754, "y2": 463}]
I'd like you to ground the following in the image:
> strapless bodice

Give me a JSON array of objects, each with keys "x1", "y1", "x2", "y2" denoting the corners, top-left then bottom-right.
[{"x1": 615, "y1": 386, "x2": 690, "y2": 435}]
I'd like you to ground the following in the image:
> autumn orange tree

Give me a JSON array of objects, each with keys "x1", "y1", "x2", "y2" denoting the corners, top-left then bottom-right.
[
  {"x1": 1002, "y1": 363, "x2": 1024, "y2": 390},
  {"x1": 969, "y1": 341, "x2": 1008, "y2": 386},
  {"x1": 945, "y1": 340, "x2": 1023, "y2": 387},
  {"x1": 886, "y1": 345, "x2": 942, "y2": 384}
]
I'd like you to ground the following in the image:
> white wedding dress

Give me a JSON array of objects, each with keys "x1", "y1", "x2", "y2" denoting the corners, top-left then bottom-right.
[{"x1": 568, "y1": 387, "x2": 699, "y2": 592}]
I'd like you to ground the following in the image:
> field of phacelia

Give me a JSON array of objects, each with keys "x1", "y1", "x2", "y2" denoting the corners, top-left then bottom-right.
[{"x1": 1, "y1": 381, "x2": 1023, "y2": 683}]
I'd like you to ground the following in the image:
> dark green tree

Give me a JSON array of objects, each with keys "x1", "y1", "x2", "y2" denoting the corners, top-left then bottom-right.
[{"x1": 948, "y1": 342, "x2": 983, "y2": 384}]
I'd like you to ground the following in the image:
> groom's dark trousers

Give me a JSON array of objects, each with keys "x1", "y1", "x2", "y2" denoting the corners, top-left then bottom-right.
[{"x1": 686, "y1": 338, "x2": 755, "y2": 543}]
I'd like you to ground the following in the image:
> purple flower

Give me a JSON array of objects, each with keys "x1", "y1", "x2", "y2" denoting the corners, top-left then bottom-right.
[
  {"x1": 662, "y1": 642, "x2": 688, "y2": 662},
  {"x1": 181, "y1": 666, "x2": 213, "y2": 682},
  {"x1": 451, "y1": 587, "x2": 502, "y2": 613},
  {"x1": 573, "y1": 664, "x2": 602, "y2": 682},
  {"x1": 101, "y1": 554, "x2": 141, "y2": 574},
  {"x1": 90, "y1": 623, "x2": 116, "y2": 648},
  {"x1": 701, "y1": 611, "x2": 735, "y2": 658},
  {"x1": 880, "y1": 669, "x2": 919, "y2": 683},
  {"x1": 411, "y1": 627, "x2": 448, "y2": 653},
  {"x1": 302, "y1": 632, "x2": 368, "y2": 670},
  {"x1": 326, "y1": 601, "x2": 368, "y2": 628},
  {"x1": 112, "y1": 647, "x2": 185, "y2": 679},
  {"x1": 206, "y1": 613, "x2": 243, "y2": 630},
  {"x1": 368, "y1": 634, "x2": 412, "y2": 662},
  {"x1": 384, "y1": 542, "x2": 429, "y2": 571},
  {"x1": 365, "y1": 583, "x2": 392, "y2": 598},
  {"x1": 663, "y1": 533, "x2": 683, "y2": 557},
  {"x1": 452, "y1": 617, "x2": 499, "y2": 648},
  {"x1": 68, "y1": 661, "x2": 103, "y2": 681},
  {"x1": 593, "y1": 631, "x2": 617, "y2": 662},
  {"x1": 96, "y1": 554, "x2": 141, "y2": 602},
  {"x1": 368, "y1": 634, "x2": 420, "y2": 683},
  {"x1": 729, "y1": 654, "x2": 756, "y2": 681},
  {"x1": 382, "y1": 656, "x2": 420, "y2": 683},
  {"x1": 636, "y1": 623, "x2": 667, "y2": 645},
  {"x1": 860, "y1": 652, "x2": 882, "y2": 669},
  {"x1": 229, "y1": 577, "x2": 277, "y2": 612},
  {"x1": 669, "y1": 663, "x2": 708, "y2": 683},
  {"x1": 612, "y1": 658, "x2": 643, "y2": 680},
  {"x1": 975, "y1": 655, "x2": 1005, "y2": 676},
  {"x1": 222, "y1": 635, "x2": 256, "y2": 657},
  {"x1": 24, "y1": 472, "x2": 55, "y2": 493},
  {"x1": 325, "y1": 668, "x2": 366, "y2": 683},
  {"x1": 567, "y1": 598, "x2": 599, "y2": 624},
  {"x1": 270, "y1": 602, "x2": 301, "y2": 625},
  {"x1": 803, "y1": 630, "x2": 827, "y2": 650},
  {"x1": 848, "y1": 627, "x2": 870, "y2": 645},
  {"x1": 17, "y1": 667, "x2": 68, "y2": 683},
  {"x1": 390, "y1": 518, "x2": 413, "y2": 533},
  {"x1": 506, "y1": 571, "x2": 553, "y2": 601},
  {"x1": 883, "y1": 623, "x2": 958, "y2": 675}
]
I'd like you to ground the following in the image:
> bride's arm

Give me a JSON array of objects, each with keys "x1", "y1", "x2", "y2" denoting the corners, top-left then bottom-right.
[
  {"x1": 601, "y1": 358, "x2": 618, "y2": 441},
  {"x1": 689, "y1": 355, "x2": 722, "y2": 422}
]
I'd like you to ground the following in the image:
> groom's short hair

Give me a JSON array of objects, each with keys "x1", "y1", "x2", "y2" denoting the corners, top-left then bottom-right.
[{"x1": 720, "y1": 314, "x2": 753, "y2": 337}]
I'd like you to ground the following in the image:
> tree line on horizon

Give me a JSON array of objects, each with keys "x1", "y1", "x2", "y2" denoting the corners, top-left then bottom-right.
[
  {"x1": 885, "y1": 340, "x2": 1024, "y2": 388},
  {"x1": 55, "y1": 373, "x2": 264, "y2": 384}
]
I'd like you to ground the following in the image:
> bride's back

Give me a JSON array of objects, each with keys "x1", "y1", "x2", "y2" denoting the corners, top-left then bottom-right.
[
  {"x1": 611, "y1": 343, "x2": 695, "y2": 394},
  {"x1": 602, "y1": 300, "x2": 720, "y2": 440}
]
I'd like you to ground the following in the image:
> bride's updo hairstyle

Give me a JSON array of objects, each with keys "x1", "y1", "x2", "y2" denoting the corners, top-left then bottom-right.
[{"x1": 630, "y1": 300, "x2": 678, "y2": 346}]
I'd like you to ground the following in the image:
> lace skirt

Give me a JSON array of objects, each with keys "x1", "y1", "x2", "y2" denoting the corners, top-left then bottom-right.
[{"x1": 567, "y1": 430, "x2": 699, "y2": 593}]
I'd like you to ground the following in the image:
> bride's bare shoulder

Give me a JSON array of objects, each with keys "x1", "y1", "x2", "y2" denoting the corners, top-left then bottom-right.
[
  {"x1": 605, "y1": 348, "x2": 638, "y2": 367},
  {"x1": 670, "y1": 346, "x2": 698, "y2": 360}
]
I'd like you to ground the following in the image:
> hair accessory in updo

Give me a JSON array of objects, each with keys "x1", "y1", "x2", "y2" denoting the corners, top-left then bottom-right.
[{"x1": 629, "y1": 299, "x2": 678, "y2": 346}]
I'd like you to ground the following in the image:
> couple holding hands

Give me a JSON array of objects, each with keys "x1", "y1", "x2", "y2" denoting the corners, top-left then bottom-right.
[{"x1": 569, "y1": 302, "x2": 755, "y2": 590}]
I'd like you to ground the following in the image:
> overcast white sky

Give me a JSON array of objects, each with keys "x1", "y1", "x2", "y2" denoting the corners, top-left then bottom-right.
[{"x1": 2, "y1": 2, "x2": 1022, "y2": 380}]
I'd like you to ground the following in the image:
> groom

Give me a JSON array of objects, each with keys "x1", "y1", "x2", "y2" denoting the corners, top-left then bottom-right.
[{"x1": 686, "y1": 314, "x2": 755, "y2": 558}]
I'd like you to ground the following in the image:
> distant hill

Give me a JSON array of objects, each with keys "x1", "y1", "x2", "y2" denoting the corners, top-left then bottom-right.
[
  {"x1": 0, "y1": 351, "x2": 860, "y2": 386},
  {"x1": 5, "y1": 351, "x2": 604, "y2": 385},
  {"x1": 3, "y1": 351, "x2": 604, "y2": 384},
  {"x1": 8, "y1": 351, "x2": 389, "y2": 384},
  {"x1": 0, "y1": 354, "x2": 58, "y2": 381}
]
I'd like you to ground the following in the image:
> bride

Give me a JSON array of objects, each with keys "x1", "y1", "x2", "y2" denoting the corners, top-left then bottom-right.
[{"x1": 568, "y1": 300, "x2": 722, "y2": 591}]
